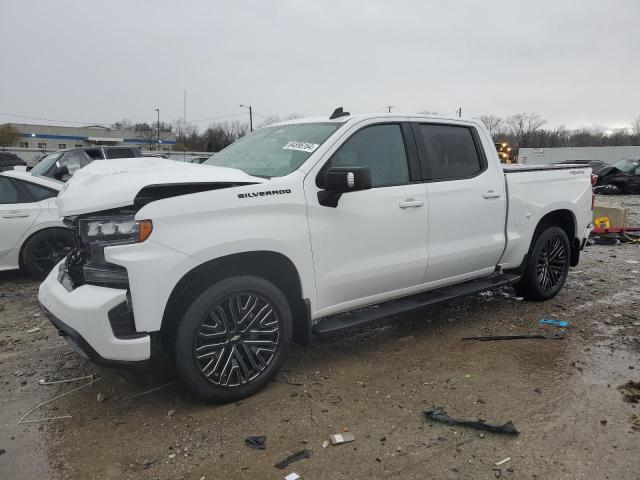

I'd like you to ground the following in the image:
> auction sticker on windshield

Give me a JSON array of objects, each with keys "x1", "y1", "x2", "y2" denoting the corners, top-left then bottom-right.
[{"x1": 283, "y1": 141, "x2": 319, "y2": 153}]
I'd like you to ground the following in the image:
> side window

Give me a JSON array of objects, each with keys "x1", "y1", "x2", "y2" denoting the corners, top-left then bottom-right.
[
  {"x1": 106, "y1": 148, "x2": 134, "y2": 159},
  {"x1": 417, "y1": 124, "x2": 483, "y2": 180},
  {"x1": 61, "y1": 151, "x2": 92, "y2": 174},
  {"x1": 20, "y1": 181, "x2": 58, "y2": 201},
  {"x1": 0, "y1": 177, "x2": 19, "y2": 204},
  {"x1": 325, "y1": 124, "x2": 409, "y2": 188},
  {"x1": 84, "y1": 149, "x2": 103, "y2": 160}
]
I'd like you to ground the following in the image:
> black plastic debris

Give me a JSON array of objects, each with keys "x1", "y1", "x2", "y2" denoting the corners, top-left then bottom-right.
[
  {"x1": 275, "y1": 449, "x2": 310, "y2": 469},
  {"x1": 424, "y1": 408, "x2": 519, "y2": 435},
  {"x1": 245, "y1": 436, "x2": 267, "y2": 450},
  {"x1": 463, "y1": 334, "x2": 564, "y2": 341}
]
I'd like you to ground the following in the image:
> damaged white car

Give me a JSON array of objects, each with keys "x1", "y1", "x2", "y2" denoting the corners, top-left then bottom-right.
[{"x1": 39, "y1": 110, "x2": 594, "y2": 402}]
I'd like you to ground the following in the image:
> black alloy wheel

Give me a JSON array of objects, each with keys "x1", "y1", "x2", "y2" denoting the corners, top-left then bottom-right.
[
  {"x1": 22, "y1": 229, "x2": 73, "y2": 280},
  {"x1": 194, "y1": 292, "x2": 280, "y2": 387},
  {"x1": 174, "y1": 276, "x2": 292, "y2": 402}
]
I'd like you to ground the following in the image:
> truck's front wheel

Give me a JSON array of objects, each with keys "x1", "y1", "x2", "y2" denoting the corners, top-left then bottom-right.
[
  {"x1": 515, "y1": 226, "x2": 570, "y2": 301},
  {"x1": 174, "y1": 275, "x2": 292, "y2": 402}
]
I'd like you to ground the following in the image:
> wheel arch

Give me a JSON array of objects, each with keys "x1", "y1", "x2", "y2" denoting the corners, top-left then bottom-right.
[
  {"x1": 160, "y1": 251, "x2": 311, "y2": 353},
  {"x1": 533, "y1": 209, "x2": 579, "y2": 266}
]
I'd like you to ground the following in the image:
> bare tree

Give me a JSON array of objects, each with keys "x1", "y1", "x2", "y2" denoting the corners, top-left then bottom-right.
[
  {"x1": 504, "y1": 113, "x2": 546, "y2": 147},
  {"x1": 202, "y1": 121, "x2": 249, "y2": 152},
  {"x1": 258, "y1": 115, "x2": 281, "y2": 128},
  {"x1": 476, "y1": 115, "x2": 502, "y2": 135},
  {"x1": 134, "y1": 122, "x2": 172, "y2": 150},
  {"x1": 111, "y1": 118, "x2": 134, "y2": 130},
  {"x1": 0, "y1": 123, "x2": 22, "y2": 148},
  {"x1": 172, "y1": 118, "x2": 198, "y2": 150}
]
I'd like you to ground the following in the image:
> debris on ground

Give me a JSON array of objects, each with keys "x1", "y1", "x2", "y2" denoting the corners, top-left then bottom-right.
[
  {"x1": 495, "y1": 457, "x2": 511, "y2": 466},
  {"x1": 26, "y1": 327, "x2": 40, "y2": 334},
  {"x1": 539, "y1": 319, "x2": 569, "y2": 328},
  {"x1": 284, "y1": 473, "x2": 300, "y2": 480},
  {"x1": 275, "y1": 449, "x2": 310, "y2": 469},
  {"x1": 630, "y1": 414, "x2": 639, "y2": 432},
  {"x1": 244, "y1": 436, "x2": 267, "y2": 450},
  {"x1": 322, "y1": 440, "x2": 329, "y2": 448},
  {"x1": 329, "y1": 432, "x2": 355, "y2": 444},
  {"x1": 463, "y1": 334, "x2": 564, "y2": 341},
  {"x1": 96, "y1": 393, "x2": 106, "y2": 403},
  {"x1": 617, "y1": 381, "x2": 640, "y2": 403},
  {"x1": 424, "y1": 408, "x2": 519, "y2": 435}
]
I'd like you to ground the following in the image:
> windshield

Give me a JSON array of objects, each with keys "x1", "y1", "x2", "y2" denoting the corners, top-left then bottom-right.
[
  {"x1": 30, "y1": 152, "x2": 62, "y2": 176},
  {"x1": 204, "y1": 123, "x2": 341, "y2": 177},
  {"x1": 611, "y1": 157, "x2": 640, "y2": 173}
]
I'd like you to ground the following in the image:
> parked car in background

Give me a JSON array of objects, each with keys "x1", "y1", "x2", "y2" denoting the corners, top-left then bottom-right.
[
  {"x1": 40, "y1": 111, "x2": 593, "y2": 402},
  {"x1": 593, "y1": 157, "x2": 640, "y2": 194},
  {"x1": 0, "y1": 168, "x2": 70, "y2": 279},
  {"x1": 142, "y1": 153, "x2": 169, "y2": 159},
  {"x1": 30, "y1": 146, "x2": 142, "y2": 181},
  {"x1": 0, "y1": 151, "x2": 27, "y2": 169},
  {"x1": 554, "y1": 159, "x2": 607, "y2": 174}
]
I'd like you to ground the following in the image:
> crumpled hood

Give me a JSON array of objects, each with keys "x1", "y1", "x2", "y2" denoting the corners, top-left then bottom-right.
[{"x1": 57, "y1": 157, "x2": 265, "y2": 216}]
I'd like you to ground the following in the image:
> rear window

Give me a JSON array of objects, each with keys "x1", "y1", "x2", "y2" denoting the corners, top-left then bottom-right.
[
  {"x1": 106, "y1": 148, "x2": 136, "y2": 159},
  {"x1": 0, "y1": 177, "x2": 19, "y2": 203},
  {"x1": 416, "y1": 124, "x2": 484, "y2": 180}
]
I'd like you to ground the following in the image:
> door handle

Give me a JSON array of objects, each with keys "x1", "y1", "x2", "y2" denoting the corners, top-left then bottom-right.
[
  {"x1": 399, "y1": 199, "x2": 424, "y2": 208},
  {"x1": 2, "y1": 212, "x2": 30, "y2": 218},
  {"x1": 482, "y1": 191, "x2": 502, "y2": 199}
]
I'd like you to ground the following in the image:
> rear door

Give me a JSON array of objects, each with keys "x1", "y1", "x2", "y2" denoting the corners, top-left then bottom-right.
[
  {"x1": 0, "y1": 177, "x2": 41, "y2": 259},
  {"x1": 305, "y1": 120, "x2": 429, "y2": 314},
  {"x1": 413, "y1": 122, "x2": 506, "y2": 283}
]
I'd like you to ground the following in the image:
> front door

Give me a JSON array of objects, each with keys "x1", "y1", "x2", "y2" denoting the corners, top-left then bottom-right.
[{"x1": 305, "y1": 121, "x2": 429, "y2": 315}]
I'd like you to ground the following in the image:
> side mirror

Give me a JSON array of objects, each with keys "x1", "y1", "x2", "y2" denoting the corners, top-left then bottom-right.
[
  {"x1": 318, "y1": 166, "x2": 372, "y2": 207},
  {"x1": 54, "y1": 164, "x2": 69, "y2": 181}
]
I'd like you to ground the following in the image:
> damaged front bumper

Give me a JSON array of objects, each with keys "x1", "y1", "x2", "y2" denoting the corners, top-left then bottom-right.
[{"x1": 39, "y1": 260, "x2": 151, "y2": 364}]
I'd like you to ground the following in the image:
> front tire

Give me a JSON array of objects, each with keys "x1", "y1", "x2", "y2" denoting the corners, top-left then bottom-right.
[
  {"x1": 21, "y1": 228, "x2": 72, "y2": 280},
  {"x1": 174, "y1": 275, "x2": 292, "y2": 402},
  {"x1": 515, "y1": 226, "x2": 570, "y2": 301}
]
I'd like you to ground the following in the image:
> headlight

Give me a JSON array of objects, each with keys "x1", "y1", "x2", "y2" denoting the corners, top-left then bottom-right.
[
  {"x1": 75, "y1": 215, "x2": 153, "y2": 287},
  {"x1": 79, "y1": 215, "x2": 153, "y2": 244}
]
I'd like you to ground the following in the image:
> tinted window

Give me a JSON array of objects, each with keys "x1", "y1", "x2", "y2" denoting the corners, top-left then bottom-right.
[
  {"x1": 20, "y1": 181, "x2": 58, "y2": 201},
  {"x1": 85, "y1": 149, "x2": 103, "y2": 160},
  {"x1": 0, "y1": 177, "x2": 19, "y2": 203},
  {"x1": 326, "y1": 124, "x2": 409, "y2": 187},
  {"x1": 417, "y1": 125, "x2": 483, "y2": 180},
  {"x1": 106, "y1": 148, "x2": 135, "y2": 159},
  {"x1": 30, "y1": 152, "x2": 63, "y2": 177}
]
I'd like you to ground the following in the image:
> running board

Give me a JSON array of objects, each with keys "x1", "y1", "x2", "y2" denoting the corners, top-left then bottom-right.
[{"x1": 312, "y1": 273, "x2": 521, "y2": 336}]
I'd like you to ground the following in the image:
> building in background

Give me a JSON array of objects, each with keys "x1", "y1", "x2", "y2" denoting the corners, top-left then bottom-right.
[
  {"x1": 518, "y1": 146, "x2": 640, "y2": 165},
  {"x1": 2, "y1": 123, "x2": 176, "y2": 152}
]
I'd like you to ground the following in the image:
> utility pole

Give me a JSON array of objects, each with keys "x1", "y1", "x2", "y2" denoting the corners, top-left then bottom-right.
[
  {"x1": 386, "y1": 105, "x2": 395, "y2": 113},
  {"x1": 155, "y1": 108, "x2": 160, "y2": 151},
  {"x1": 456, "y1": 107, "x2": 462, "y2": 118},
  {"x1": 240, "y1": 104, "x2": 253, "y2": 132},
  {"x1": 183, "y1": 90, "x2": 187, "y2": 159}
]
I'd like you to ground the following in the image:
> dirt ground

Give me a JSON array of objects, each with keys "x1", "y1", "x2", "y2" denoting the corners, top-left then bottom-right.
[{"x1": 1, "y1": 197, "x2": 639, "y2": 480}]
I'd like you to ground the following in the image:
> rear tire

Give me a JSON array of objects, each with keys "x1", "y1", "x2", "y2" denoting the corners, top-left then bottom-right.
[
  {"x1": 515, "y1": 226, "x2": 570, "y2": 301},
  {"x1": 174, "y1": 275, "x2": 292, "y2": 402},
  {"x1": 21, "y1": 228, "x2": 72, "y2": 280}
]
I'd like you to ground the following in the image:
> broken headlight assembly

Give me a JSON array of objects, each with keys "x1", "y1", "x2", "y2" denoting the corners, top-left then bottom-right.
[{"x1": 77, "y1": 215, "x2": 152, "y2": 286}]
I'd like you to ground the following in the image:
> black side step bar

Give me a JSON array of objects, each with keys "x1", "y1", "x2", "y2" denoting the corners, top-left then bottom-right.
[{"x1": 312, "y1": 273, "x2": 521, "y2": 336}]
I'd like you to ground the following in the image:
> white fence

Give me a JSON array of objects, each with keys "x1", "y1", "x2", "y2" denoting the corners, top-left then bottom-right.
[{"x1": 2, "y1": 147, "x2": 213, "y2": 166}]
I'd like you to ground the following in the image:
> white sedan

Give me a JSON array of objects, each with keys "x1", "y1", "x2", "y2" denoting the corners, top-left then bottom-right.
[{"x1": 0, "y1": 167, "x2": 71, "y2": 279}]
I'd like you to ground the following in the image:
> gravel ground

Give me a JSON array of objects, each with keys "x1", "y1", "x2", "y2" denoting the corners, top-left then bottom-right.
[{"x1": 1, "y1": 197, "x2": 639, "y2": 480}]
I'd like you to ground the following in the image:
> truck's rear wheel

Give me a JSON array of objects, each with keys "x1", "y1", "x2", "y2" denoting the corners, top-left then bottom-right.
[
  {"x1": 515, "y1": 226, "x2": 570, "y2": 301},
  {"x1": 174, "y1": 275, "x2": 292, "y2": 402}
]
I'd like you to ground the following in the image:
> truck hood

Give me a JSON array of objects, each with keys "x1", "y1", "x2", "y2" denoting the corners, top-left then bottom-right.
[{"x1": 57, "y1": 157, "x2": 264, "y2": 216}]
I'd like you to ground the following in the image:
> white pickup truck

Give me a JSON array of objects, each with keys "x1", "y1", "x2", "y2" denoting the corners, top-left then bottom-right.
[{"x1": 39, "y1": 110, "x2": 593, "y2": 402}]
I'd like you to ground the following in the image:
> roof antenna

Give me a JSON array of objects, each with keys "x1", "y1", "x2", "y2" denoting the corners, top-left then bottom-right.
[{"x1": 329, "y1": 107, "x2": 350, "y2": 120}]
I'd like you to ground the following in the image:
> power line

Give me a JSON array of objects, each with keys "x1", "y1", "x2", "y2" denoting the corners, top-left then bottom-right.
[{"x1": 0, "y1": 111, "x2": 109, "y2": 126}]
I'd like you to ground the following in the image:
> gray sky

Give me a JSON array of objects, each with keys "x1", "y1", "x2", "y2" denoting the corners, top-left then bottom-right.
[{"x1": 1, "y1": 0, "x2": 639, "y2": 131}]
